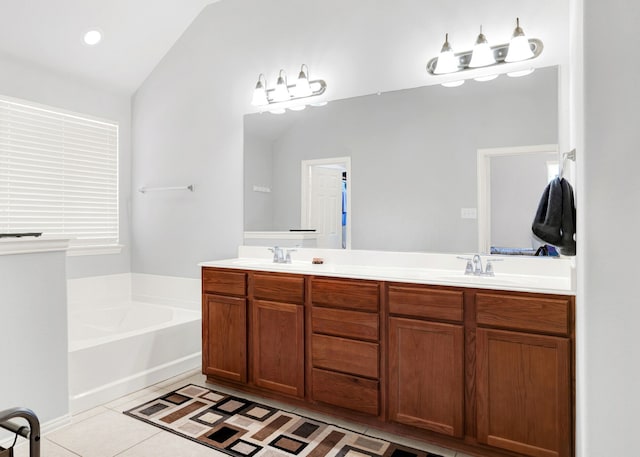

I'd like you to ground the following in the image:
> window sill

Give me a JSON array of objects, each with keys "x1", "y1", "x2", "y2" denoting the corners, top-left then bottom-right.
[
  {"x1": 66, "y1": 244, "x2": 123, "y2": 257},
  {"x1": 0, "y1": 237, "x2": 70, "y2": 256}
]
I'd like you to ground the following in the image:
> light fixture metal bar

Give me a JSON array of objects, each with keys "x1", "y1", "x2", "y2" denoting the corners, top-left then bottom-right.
[
  {"x1": 426, "y1": 38, "x2": 543, "y2": 75},
  {"x1": 263, "y1": 79, "x2": 327, "y2": 104}
]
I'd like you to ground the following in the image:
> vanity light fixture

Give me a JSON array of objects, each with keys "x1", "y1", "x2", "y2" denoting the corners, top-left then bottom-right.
[
  {"x1": 426, "y1": 18, "x2": 543, "y2": 87},
  {"x1": 250, "y1": 64, "x2": 327, "y2": 113}
]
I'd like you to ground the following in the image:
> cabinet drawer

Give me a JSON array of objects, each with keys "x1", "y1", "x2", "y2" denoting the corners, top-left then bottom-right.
[
  {"x1": 202, "y1": 268, "x2": 246, "y2": 296},
  {"x1": 312, "y1": 368, "x2": 379, "y2": 416},
  {"x1": 388, "y1": 285, "x2": 463, "y2": 322},
  {"x1": 476, "y1": 293, "x2": 571, "y2": 336},
  {"x1": 311, "y1": 278, "x2": 379, "y2": 312},
  {"x1": 312, "y1": 334, "x2": 378, "y2": 378},
  {"x1": 251, "y1": 273, "x2": 304, "y2": 304},
  {"x1": 312, "y1": 307, "x2": 379, "y2": 341}
]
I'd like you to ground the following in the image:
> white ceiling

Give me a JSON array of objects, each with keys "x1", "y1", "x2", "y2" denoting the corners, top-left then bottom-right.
[
  {"x1": 0, "y1": 1, "x2": 569, "y2": 97},
  {"x1": 0, "y1": 0, "x2": 217, "y2": 94}
]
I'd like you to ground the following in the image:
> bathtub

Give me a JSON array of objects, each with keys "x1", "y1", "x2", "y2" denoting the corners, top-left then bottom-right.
[{"x1": 67, "y1": 274, "x2": 202, "y2": 413}]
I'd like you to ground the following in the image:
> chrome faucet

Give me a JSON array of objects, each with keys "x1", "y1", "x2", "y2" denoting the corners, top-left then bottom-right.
[
  {"x1": 285, "y1": 248, "x2": 296, "y2": 264},
  {"x1": 457, "y1": 254, "x2": 500, "y2": 277},
  {"x1": 472, "y1": 254, "x2": 483, "y2": 275},
  {"x1": 268, "y1": 246, "x2": 296, "y2": 264},
  {"x1": 269, "y1": 246, "x2": 285, "y2": 263}
]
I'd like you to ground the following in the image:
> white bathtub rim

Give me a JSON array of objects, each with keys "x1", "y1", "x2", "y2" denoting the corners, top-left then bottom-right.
[
  {"x1": 68, "y1": 301, "x2": 200, "y2": 352},
  {"x1": 131, "y1": 273, "x2": 200, "y2": 311},
  {"x1": 69, "y1": 352, "x2": 201, "y2": 414},
  {"x1": 67, "y1": 273, "x2": 200, "y2": 312}
]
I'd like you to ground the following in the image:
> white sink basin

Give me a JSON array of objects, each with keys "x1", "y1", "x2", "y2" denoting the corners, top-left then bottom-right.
[
  {"x1": 227, "y1": 258, "x2": 273, "y2": 266},
  {"x1": 432, "y1": 273, "x2": 534, "y2": 286},
  {"x1": 226, "y1": 258, "x2": 306, "y2": 269}
]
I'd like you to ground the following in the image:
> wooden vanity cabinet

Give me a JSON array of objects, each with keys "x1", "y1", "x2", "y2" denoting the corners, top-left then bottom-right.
[
  {"x1": 387, "y1": 285, "x2": 465, "y2": 438},
  {"x1": 250, "y1": 273, "x2": 305, "y2": 398},
  {"x1": 202, "y1": 269, "x2": 247, "y2": 382},
  {"x1": 475, "y1": 292, "x2": 573, "y2": 457},
  {"x1": 201, "y1": 267, "x2": 575, "y2": 457},
  {"x1": 309, "y1": 278, "x2": 381, "y2": 416}
]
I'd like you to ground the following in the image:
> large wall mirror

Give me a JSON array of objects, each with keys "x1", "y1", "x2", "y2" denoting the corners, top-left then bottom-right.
[{"x1": 244, "y1": 65, "x2": 559, "y2": 254}]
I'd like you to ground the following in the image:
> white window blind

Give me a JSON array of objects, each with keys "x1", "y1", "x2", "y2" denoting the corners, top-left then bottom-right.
[{"x1": 0, "y1": 95, "x2": 119, "y2": 247}]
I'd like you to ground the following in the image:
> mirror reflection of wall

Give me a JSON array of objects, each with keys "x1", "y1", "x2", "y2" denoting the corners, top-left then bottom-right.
[
  {"x1": 490, "y1": 151, "x2": 559, "y2": 252},
  {"x1": 244, "y1": 66, "x2": 559, "y2": 253}
]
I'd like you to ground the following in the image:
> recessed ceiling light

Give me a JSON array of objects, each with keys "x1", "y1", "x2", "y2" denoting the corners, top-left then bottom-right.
[{"x1": 83, "y1": 29, "x2": 103, "y2": 46}]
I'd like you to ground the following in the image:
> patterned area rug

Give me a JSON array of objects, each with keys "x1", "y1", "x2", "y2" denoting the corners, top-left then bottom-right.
[{"x1": 125, "y1": 384, "x2": 443, "y2": 457}]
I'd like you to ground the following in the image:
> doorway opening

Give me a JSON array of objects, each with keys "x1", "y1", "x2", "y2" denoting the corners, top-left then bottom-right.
[
  {"x1": 301, "y1": 157, "x2": 351, "y2": 249},
  {"x1": 477, "y1": 144, "x2": 559, "y2": 254}
]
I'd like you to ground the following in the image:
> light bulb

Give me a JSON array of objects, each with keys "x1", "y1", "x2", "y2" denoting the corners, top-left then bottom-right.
[
  {"x1": 294, "y1": 65, "x2": 312, "y2": 97},
  {"x1": 273, "y1": 70, "x2": 290, "y2": 102},
  {"x1": 251, "y1": 75, "x2": 268, "y2": 106},
  {"x1": 468, "y1": 27, "x2": 496, "y2": 68},
  {"x1": 83, "y1": 29, "x2": 102, "y2": 46},
  {"x1": 434, "y1": 34, "x2": 459, "y2": 74},
  {"x1": 505, "y1": 18, "x2": 534, "y2": 62}
]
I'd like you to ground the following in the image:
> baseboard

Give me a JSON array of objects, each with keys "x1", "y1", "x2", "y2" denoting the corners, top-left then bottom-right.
[
  {"x1": 69, "y1": 352, "x2": 201, "y2": 414},
  {"x1": 0, "y1": 413, "x2": 71, "y2": 449}
]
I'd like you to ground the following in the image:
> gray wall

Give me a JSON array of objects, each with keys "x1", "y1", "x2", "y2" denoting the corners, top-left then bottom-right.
[
  {"x1": 0, "y1": 251, "x2": 68, "y2": 436},
  {"x1": 581, "y1": 0, "x2": 640, "y2": 454},
  {"x1": 244, "y1": 134, "x2": 274, "y2": 230},
  {"x1": 0, "y1": 54, "x2": 132, "y2": 279},
  {"x1": 245, "y1": 68, "x2": 557, "y2": 253}
]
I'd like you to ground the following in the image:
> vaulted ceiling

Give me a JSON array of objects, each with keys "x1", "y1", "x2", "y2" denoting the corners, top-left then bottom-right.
[{"x1": 0, "y1": 0, "x2": 217, "y2": 94}]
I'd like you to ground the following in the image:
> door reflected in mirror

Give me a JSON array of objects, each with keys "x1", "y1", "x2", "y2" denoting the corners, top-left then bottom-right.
[
  {"x1": 300, "y1": 157, "x2": 351, "y2": 249},
  {"x1": 477, "y1": 145, "x2": 559, "y2": 254}
]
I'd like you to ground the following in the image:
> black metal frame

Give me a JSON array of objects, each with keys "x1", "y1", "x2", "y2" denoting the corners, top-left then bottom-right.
[{"x1": 0, "y1": 408, "x2": 40, "y2": 457}]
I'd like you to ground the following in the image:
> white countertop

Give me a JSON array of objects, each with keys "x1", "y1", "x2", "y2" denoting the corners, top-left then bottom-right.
[{"x1": 200, "y1": 246, "x2": 575, "y2": 295}]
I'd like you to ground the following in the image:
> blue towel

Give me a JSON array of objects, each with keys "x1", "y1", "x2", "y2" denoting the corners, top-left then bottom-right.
[{"x1": 531, "y1": 177, "x2": 576, "y2": 256}]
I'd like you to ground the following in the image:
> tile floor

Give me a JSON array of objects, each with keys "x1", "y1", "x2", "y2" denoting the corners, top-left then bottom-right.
[{"x1": 12, "y1": 369, "x2": 474, "y2": 457}]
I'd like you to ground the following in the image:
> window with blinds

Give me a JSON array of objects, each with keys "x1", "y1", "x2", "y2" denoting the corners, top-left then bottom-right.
[{"x1": 0, "y1": 95, "x2": 119, "y2": 248}]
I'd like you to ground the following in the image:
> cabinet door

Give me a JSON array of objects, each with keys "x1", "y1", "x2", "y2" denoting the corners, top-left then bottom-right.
[
  {"x1": 203, "y1": 294, "x2": 247, "y2": 382},
  {"x1": 476, "y1": 328, "x2": 571, "y2": 457},
  {"x1": 388, "y1": 317, "x2": 464, "y2": 437},
  {"x1": 251, "y1": 299, "x2": 304, "y2": 397}
]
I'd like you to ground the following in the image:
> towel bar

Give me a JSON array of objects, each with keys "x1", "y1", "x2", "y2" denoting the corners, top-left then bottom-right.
[{"x1": 138, "y1": 184, "x2": 194, "y2": 193}]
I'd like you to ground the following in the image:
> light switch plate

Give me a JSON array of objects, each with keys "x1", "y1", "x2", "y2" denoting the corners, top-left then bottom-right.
[{"x1": 461, "y1": 208, "x2": 477, "y2": 219}]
